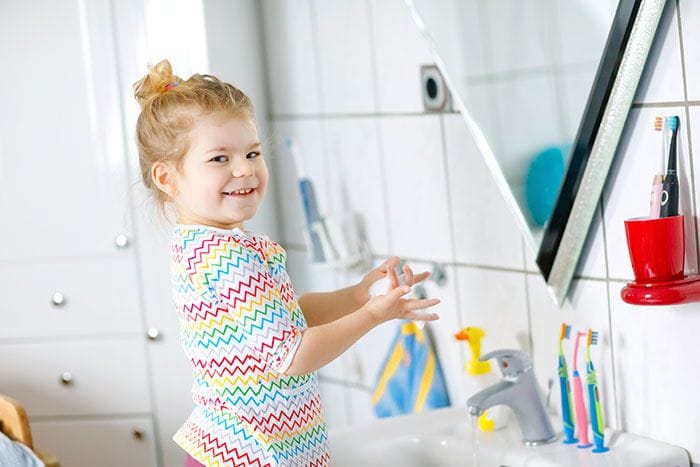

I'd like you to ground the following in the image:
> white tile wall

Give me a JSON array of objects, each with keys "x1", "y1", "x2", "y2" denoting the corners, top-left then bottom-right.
[
  {"x1": 379, "y1": 115, "x2": 454, "y2": 262},
  {"x1": 322, "y1": 117, "x2": 390, "y2": 255},
  {"x1": 314, "y1": 0, "x2": 376, "y2": 114},
  {"x1": 262, "y1": 0, "x2": 321, "y2": 115},
  {"x1": 368, "y1": 0, "x2": 433, "y2": 113},
  {"x1": 262, "y1": 0, "x2": 700, "y2": 460}
]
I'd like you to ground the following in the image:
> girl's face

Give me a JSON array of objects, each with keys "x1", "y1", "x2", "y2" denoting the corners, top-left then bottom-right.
[{"x1": 169, "y1": 114, "x2": 268, "y2": 230}]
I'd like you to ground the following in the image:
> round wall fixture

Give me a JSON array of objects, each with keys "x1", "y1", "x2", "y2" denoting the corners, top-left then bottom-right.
[{"x1": 420, "y1": 64, "x2": 450, "y2": 112}]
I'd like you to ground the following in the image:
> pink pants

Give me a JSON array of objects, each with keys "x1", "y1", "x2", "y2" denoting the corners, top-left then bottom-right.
[{"x1": 185, "y1": 454, "x2": 206, "y2": 467}]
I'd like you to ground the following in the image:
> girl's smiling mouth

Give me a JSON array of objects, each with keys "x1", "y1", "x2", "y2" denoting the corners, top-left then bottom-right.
[{"x1": 223, "y1": 188, "x2": 256, "y2": 197}]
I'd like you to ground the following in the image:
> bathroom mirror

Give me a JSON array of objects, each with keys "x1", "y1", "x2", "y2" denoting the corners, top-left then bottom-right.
[{"x1": 405, "y1": 0, "x2": 665, "y2": 304}]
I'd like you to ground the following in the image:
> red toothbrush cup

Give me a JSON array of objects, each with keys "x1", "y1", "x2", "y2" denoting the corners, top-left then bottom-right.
[{"x1": 624, "y1": 215, "x2": 685, "y2": 284}]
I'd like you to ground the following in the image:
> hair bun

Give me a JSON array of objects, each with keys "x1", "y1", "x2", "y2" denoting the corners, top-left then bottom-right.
[{"x1": 132, "y1": 59, "x2": 183, "y2": 109}]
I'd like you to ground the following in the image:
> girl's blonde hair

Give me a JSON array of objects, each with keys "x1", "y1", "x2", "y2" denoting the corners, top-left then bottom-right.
[{"x1": 132, "y1": 59, "x2": 255, "y2": 215}]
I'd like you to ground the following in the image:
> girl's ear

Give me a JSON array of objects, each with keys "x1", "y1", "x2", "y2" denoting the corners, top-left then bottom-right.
[{"x1": 151, "y1": 161, "x2": 178, "y2": 198}]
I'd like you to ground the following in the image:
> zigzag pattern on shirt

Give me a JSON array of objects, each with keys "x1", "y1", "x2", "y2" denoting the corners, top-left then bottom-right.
[{"x1": 170, "y1": 226, "x2": 329, "y2": 466}]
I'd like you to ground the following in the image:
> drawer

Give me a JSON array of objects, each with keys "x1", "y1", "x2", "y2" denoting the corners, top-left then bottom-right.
[
  {"x1": 0, "y1": 256, "x2": 142, "y2": 339},
  {"x1": 0, "y1": 337, "x2": 152, "y2": 416},
  {"x1": 31, "y1": 417, "x2": 158, "y2": 467}
]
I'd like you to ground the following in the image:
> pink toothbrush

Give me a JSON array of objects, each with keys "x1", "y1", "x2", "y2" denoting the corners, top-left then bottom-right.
[{"x1": 572, "y1": 331, "x2": 593, "y2": 448}]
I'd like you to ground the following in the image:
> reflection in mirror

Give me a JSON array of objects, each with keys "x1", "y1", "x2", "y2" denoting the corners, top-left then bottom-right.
[
  {"x1": 408, "y1": 0, "x2": 616, "y2": 242},
  {"x1": 406, "y1": 0, "x2": 665, "y2": 303}
]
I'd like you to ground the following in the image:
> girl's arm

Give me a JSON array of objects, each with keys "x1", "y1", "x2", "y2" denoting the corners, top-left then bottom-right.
[
  {"x1": 298, "y1": 285, "x2": 364, "y2": 327},
  {"x1": 284, "y1": 284, "x2": 440, "y2": 376}
]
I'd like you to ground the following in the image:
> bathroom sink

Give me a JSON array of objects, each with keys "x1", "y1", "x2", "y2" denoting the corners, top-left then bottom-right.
[{"x1": 328, "y1": 406, "x2": 690, "y2": 467}]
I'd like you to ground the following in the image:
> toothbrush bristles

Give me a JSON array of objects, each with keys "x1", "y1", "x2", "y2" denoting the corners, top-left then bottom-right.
[
  {"x1": 560, "y1": 323, "x2": 571, "y2": 340},
  {"x1": 654, "y1": 116, "x2": 664, "y2": 131},
  {"x1": 590, "y1": 331, "x2": 599, "y2": 345},
  {"x1": 666, "y1": 116, "x2": 679, "y2": 131}
]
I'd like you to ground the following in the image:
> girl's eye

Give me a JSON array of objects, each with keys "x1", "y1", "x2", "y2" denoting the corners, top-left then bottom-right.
[
  {"x1": 211, "y1": 155, "x2": 229, "y2": 163},
  {"x1": 247, "y1": 151, "x2": 261, "y2": 159}
]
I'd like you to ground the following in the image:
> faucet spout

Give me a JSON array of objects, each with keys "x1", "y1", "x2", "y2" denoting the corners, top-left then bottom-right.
[
  {"x1": 467, "y1": 380, "x2": 513, "y2": 416},
  {"x1": 465, "y1": 349, "x2": 557, "y2": 446}
]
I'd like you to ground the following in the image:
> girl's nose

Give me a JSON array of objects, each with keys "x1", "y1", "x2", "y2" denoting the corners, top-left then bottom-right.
[{"x1": 231, "y1": 158, "x2": 254, "y2": 177}]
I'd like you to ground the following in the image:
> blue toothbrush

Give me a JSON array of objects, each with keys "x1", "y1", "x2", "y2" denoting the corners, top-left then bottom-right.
[
  {"x1": 586, "y1": 329, "x2": 609, "y2": 453},
  {"x1": 558, "y1": 323, "x2": 577, "y2": 444}
]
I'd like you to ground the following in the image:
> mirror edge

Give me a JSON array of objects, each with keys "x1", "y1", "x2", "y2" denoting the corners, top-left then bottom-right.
[{"x1": 546, "y1": 0, "x2": 667, "y2": 305}]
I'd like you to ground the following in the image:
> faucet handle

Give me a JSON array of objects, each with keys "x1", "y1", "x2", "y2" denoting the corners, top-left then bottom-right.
[{"x1": 479, "y1": 349, "x2": 532, "y2": 378}]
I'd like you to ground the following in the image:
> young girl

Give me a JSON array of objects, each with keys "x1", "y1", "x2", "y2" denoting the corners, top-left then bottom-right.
[{"x1": 132, "y1": 60, "x2": 441, "y2": 467}]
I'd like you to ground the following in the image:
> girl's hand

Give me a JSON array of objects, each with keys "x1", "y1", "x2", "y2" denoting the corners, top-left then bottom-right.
[
  {"x1": 354, "y1": 256, "x2": 432, "y2": 306},
  {"x1": 361, "y1": 282, "x2": 441, "y2": 325}
]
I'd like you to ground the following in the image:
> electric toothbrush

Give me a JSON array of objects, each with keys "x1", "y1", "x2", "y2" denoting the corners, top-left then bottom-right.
[{"x1": 660, "y1": 116, "x2": 680, "y2": 218}]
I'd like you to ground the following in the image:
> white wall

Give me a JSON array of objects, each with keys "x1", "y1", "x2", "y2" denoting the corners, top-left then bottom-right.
[{"x1": 261, "y1": 0, "x2": 700, "y2": 461}]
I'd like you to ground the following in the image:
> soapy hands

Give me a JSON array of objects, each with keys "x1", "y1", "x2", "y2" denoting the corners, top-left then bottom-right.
[{"x1": 355, "y1": 256, "x2": 441, "y2": 325}]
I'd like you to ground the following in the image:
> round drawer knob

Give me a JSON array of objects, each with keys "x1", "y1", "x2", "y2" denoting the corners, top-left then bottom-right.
[
  {"x1": 60, "y1": 372, "x2": 74, "y2": 386},
  {"x1": 51, "y1": 292, "x2": 66, "y2": 307},
  {"x1": 114, "y1": 234, "x2": 130, "y2": 248},
  {"x1": 146, "y1": 327, "x2": 160, "y2": 340},
  {"x1": 132, "y1": 427, "x2": 145, "y2": 440}
]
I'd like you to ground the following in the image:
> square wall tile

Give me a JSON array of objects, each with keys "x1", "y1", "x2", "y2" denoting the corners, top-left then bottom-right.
[
  {"x1": 681, "y1": 0, "x2": 700, "y2": 101},
  {"x1": 314, "y1": 0, "x2": 376, "y2": 114},
  {"x1": 528, "y1": 275, "x2": 617, "y2": 429},
  {"x1": 610, "y1": 287, "x2": 700, "y2": 459},
  {"x1": 322, "y1": 117, "x2": 390, "y2": 256},
  {"x1": 633, "y1": 0, "x2": 684, "y2": 104},
  {"x1": 270, "y1": 119, "x2": 327, "y2": 247},
  {"x1": 261, "y1": 0, "x2": 320, "y2": 115},
  {"x1": 443, "y1": 114, "x2": 524, "y2": 270},
  {"x1": 603, "y1": 107, "x2": 696, "y2": 281},
  {"x1": 379, "y1": 115, "x2": 453, "y2": 262},
  {"x1": 368, "y1": 0, "x2": 434, "y2": 113}
]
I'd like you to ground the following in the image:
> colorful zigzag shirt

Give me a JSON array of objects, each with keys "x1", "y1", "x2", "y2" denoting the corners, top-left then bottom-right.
[{"x1": 170, "y1": 224, "x2": 330, "y2": 466}]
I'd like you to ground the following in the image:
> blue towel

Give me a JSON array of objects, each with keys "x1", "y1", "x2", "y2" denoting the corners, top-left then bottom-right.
[
  {"x1": 372, "y1": 321, "x2": 450, "y2": 418},
  {"x1": 0, "y1": 431, "x2": 44, "y2": 467}
]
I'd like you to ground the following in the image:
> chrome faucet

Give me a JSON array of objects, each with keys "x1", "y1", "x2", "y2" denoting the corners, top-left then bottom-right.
[{"x1": 466, "y1": 349, "x2": 557, "y2": 446}]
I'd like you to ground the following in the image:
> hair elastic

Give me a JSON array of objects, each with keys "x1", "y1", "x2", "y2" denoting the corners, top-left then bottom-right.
[{"x1": 164, "y1": 82, "x2": 179, "y2": 91}]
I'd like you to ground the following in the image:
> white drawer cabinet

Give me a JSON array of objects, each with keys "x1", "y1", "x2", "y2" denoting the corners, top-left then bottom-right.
[
  {"x1": 0, "y1": 257, "x2": 143, "y2": 339},
  {"x1": 31, "y1": 417, "x2": 159, "y2": 467},
  {"x1": 0, "y1": 337, "x2": 152, "y2": 417},
  {"x1": 0, "y1": 0, "x2": 132, "y2": 262}
]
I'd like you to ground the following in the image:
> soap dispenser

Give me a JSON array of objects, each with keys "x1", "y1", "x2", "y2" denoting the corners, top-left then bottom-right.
[{"x1": 454, "y1": 326, "x2": 508, "y2": 431}]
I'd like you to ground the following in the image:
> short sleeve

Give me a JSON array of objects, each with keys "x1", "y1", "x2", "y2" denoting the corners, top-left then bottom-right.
[{"x1": 186, "y1": 231, "x2": 303, "y2": 375}]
